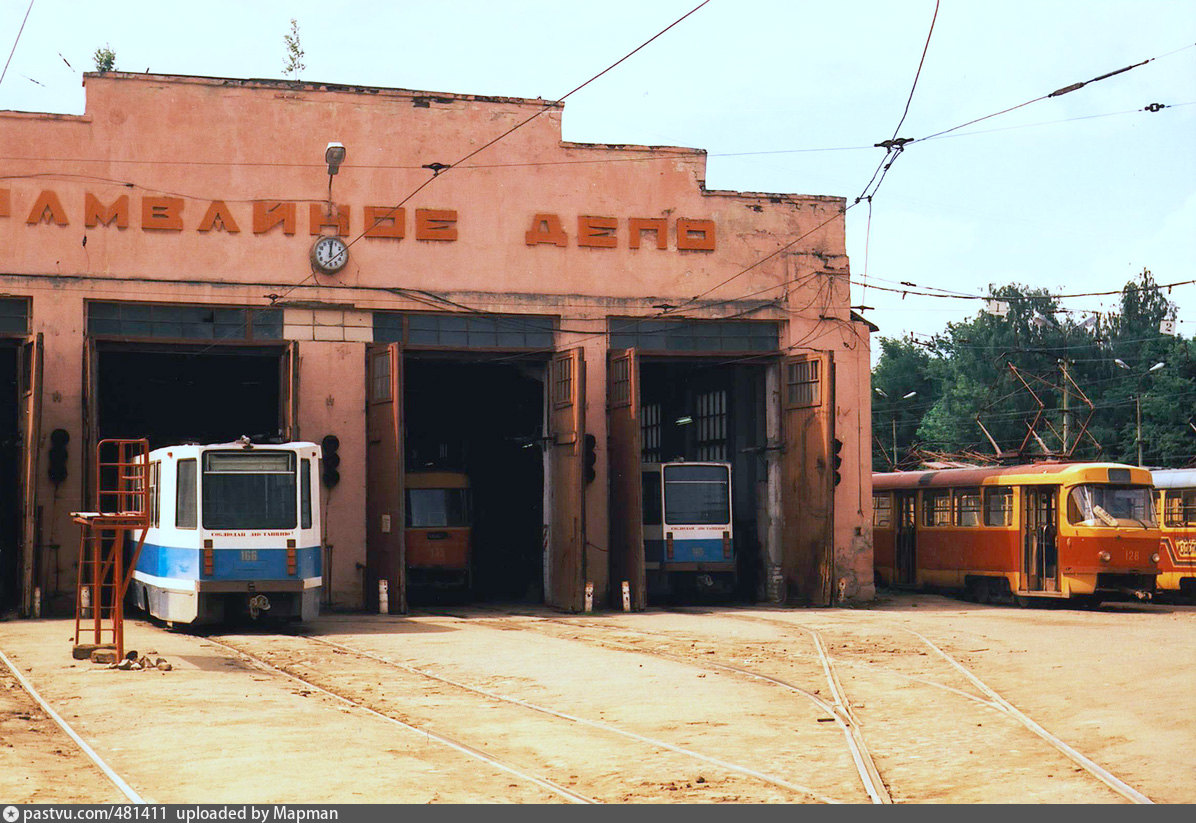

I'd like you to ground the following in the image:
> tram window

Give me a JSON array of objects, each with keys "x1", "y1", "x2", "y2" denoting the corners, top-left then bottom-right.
[
  {"x1": 1167, "y1": 490, "x2": 1196, "y2": 527},
  {"x1": 300, "y1": 459, "x2": 312, "y2": 530},
  {"x1": 642, "y1": 472, "x2": 662, "y2": 526},
  {"x1": 406, "y1": 488, "x2": 470, "y2": 528},
  {"x1": 954, "y1": 488, "x2": 981, "y2": 527},
  {"x1": 663, "y1": 464, "x2": 730, "y2": 525},
  {"x1": 176, "y1": 459, "x2": 197, "y2": 529},
  {"x1": 873, "y1": 494, "x2": 892, "y2": 527},
  {"x1": 202, "y1": 451, "x2": 298, "y2": 530},
  {"x1": 984, "y1": 488, "x2": 1013, "y2": 526},
  {"x1": 923, "y1": 490, "x2": 951, "y2": 527},
  {"x1": 150, "y1": 461, "x2": 160, "y2": 528},
  {"x1": 1068, "y1": 484, "x2": 1158, "y2": 527}
]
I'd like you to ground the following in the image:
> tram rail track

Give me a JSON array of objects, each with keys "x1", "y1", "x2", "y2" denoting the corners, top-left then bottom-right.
[
  {"x1": 439, "y1": 604, "x2": 1151, "y2": 804},
  {"x1": 679, "y1": 607, "x2": 1155, "y2": 804},
  {"x1": 206, "y1": 630, "x2": 844, "y2": 803},
  {"x1": 0, "y1": 649, "x2": 145, "y2": 804}
]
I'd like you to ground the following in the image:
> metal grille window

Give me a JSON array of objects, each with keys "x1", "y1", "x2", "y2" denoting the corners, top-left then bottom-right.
[
  {"x1": 553, "y1": 355, "x2": 573, "y2": 407},
  {"x1": 785, "y1": 358, "x2": 821, "y2": 408},
  {"x1": 610, "y1": 355, "x2": 632, "y2": 407},
  {"x1": 609, "y1": 318, "x2": 777, "y2": 353},
  {"x1": 0, "y1": 298, "x2": 29, "y2": 335},
  {"x1": 640, "y1": 403, "x2": 661, "y2": 464},
  {"x1": 695, "y1": 389, "x2": 727, "y2": 462},
  {"x1": 373, "y1": 312, "x2": 555, "y2": 348},
  {"x1": 88, "y1": 302, "x2": 281, "y2": 340},
  {"x1": 370, "y1": 349, "x2": 392, "y2": 402}
]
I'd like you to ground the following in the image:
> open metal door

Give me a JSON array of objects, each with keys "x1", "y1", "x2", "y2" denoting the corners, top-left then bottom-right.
[
  {"x1": 81, "y1": 337, "x2": 98, "y2": 510},
  {"x1": 365, "y1": 343, "x2": 406, "y2": 613},
  {"x1": 548, "y1": 348, "x2": 585, "y2": 611},
  {"x1": 17, "y1": 334, "x2": 43, "y2": 616},
  {"x1": 608, "y1": 348, "x2": 645, "y2": 610},
  {"x1": 280, "y1": 340, "x2": 300, "y2": 441},
  {"x1": 779, "y1": 352, "x2": 834, "y2": 605}
]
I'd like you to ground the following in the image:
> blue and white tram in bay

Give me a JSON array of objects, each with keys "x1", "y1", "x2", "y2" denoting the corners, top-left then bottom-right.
[
  {"x1": 129, "y1": 440, "x2": 322, "y2": 625},
  {"x1": 642, "y1": 461, "x2": 735, "y2": 598}
]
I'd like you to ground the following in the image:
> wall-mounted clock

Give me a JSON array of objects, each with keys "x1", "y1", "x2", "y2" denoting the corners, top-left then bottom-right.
[{"x1": 311, "y1": 235, "x2": 349, "y2": 273}]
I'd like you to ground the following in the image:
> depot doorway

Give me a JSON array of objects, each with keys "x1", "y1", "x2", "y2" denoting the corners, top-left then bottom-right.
[
  {"x1": 402, "y1": 356, "x2": 546, "y2": 606},
  {"x1": 608, "y1": 351, "x2": 768, "y2": 607}
]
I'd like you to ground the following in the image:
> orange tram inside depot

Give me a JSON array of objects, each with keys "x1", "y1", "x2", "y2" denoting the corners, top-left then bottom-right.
[{"x1": 873, "y1": 463, "x2": 1161, "y2": 606}]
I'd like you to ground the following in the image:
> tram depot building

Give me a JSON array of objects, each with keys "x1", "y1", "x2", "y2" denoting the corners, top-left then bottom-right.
[{"x1": 0, "y1": 72, "x2": 875, "y2": 617}]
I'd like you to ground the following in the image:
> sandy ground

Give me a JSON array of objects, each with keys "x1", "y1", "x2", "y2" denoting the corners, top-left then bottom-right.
[{"x1": 2, "y1": 591, "x2": 1195, "y2": 804}]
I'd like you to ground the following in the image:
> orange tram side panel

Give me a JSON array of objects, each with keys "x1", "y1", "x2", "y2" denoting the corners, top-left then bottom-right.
[{"x1": 873, "y1": 462, "x2": 1160, "y2": 605}]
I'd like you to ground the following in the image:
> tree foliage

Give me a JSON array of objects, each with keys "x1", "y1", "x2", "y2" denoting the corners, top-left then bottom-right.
[{"x1": 872, "y1": 269, "x2": 1196, "y2": 470}]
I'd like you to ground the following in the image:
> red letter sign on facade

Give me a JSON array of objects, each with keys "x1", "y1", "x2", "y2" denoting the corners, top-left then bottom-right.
[
  {"x1": 676, "y1": 218, "x2": 716, "y2": 251},
  {"x1": 577, "y1": 216, "x2": 618, "y2": 248},
  {"x1": 84, "y1": 194, "x2": 130, "y2": 228},
  {"x1": 628, "y1": 217, "x2": 668, "y2": 250},
  {"x1": 363, "y1": 206, "x2": 405, "y2": 239},
  {"x1": 26, "y1": 191, "x2": 69, "y2": 226},
  {"x1": 414, "y1": 209, "x2": 458, "y2": 241},
  {"x1": 197, "y1": 201, "x2": 241, "y2": 233},
  {"x1": 253, "y1": 202, "x2": 297, "y2": 235},
  {"x1": 310, "y1": 204, "x2": 349, "y2": 236},
  {"x1": 525, "y1": 213, "x2": 568, "y2": 247},
  {"x1": 141, "y1": 197, "x2": 185, "y2": 231}
]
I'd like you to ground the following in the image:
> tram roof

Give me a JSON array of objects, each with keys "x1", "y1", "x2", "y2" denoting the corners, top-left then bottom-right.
[
  {"x1": 1150, "y1": 468, "x2": 1196, "y2": 489},
  {"x1": 873, "y1": 462, "x2": 1152, "y2": 490}
]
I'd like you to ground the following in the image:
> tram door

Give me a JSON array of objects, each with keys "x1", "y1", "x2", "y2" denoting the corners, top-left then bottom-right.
[
  {"x1": 1022, "y1": 486, "x2": 1059, "y2": 592},
  {"x1": 894, "y1": 492, "x2": 917, "y2": 586}
]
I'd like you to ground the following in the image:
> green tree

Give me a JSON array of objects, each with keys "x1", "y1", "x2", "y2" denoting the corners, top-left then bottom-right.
[
  {"x1": 873, "y1": 270, "x2": 1196, "y2": 470},
  {"x1": 871, "y1": 337, "x2": 935, "y2": 470},
  {"x1": 283, "y1": 19, "x2": 305, "y2": 80},
  {"x1": 93, "y1": 45, "x2": 116, "y2": 72}
]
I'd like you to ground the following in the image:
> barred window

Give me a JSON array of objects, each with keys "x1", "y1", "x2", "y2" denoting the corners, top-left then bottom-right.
[
  {"x1": 553, "y1": 355, "x2": 573, "y2": 407},
  {"x1": 785, "y1": 358, "x2": 821, "y2": 408}
]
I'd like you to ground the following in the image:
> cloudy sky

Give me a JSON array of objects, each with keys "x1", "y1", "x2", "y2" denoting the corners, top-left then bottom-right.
[{"x1": 2, "y1": 1, "x2": 1193, "y2": 361}]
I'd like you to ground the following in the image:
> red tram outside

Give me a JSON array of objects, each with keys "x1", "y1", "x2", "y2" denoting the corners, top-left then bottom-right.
[
  {"x1": 873, "y1": 462, "x2": 1160, "y2": 606},
  {"x1": 1151, "y1": 468, "x2": 1196, "y2": 597}
]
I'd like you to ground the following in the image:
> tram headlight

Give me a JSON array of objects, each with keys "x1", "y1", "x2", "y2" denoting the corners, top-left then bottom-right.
[
  {"x1": 1151, "y1": 552, "x2": 1160, "y2": 564},
  {"x1": 1098, "y1": 551, "x2": 1112, "y2": 563}
]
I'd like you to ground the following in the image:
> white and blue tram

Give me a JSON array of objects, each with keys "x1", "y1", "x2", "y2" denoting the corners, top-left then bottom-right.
[
  {"x1": 129, "y1": 440, "x2": 322, "y2": 625},
  {"x1": 642, "y1": 461, "x2": 735, "y2": 597}
]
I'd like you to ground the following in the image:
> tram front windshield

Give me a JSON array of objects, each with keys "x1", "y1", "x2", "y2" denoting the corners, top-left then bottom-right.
[
  {"x1": 1067, "y1": 484, "x2": 1157, "y2": 528},
  {"x1": 663, "y1": 465, "x2": 730, "y2": 526},
  {"x1": 407, "y1": 488, "x2": 470, "y2": 528},
  {"x1": 202, "y1": 451, "x2": 298, "y2": 529}
]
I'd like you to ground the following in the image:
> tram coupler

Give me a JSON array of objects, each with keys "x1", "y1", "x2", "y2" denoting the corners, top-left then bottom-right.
[{"x1": 248, "y1": 594, "x2": 272, "y2": 619}]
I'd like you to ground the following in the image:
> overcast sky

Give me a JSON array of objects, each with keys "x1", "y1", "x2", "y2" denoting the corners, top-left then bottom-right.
[{"x1": 2, "y1": 1, "x2": 1193, "y2": 364}]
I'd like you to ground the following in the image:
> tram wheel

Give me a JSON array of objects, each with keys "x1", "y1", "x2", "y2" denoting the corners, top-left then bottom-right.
[{"x1": 1013, "y1": 594, "x2": 1032, "y2": 608}]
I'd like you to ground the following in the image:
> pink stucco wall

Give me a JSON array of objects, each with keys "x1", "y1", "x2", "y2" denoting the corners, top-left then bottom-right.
[{"x1": 1, "y1": 73, "x2": 873, "y2": 609}]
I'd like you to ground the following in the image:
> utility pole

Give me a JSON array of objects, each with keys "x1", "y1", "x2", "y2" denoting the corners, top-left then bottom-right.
[{"x1": 1059, "y1": 358, "x2": 1070, "y2": 454}]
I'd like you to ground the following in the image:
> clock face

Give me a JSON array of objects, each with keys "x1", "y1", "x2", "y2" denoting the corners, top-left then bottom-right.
[{"x1": 312, "y1": 236, "x2": 348, "y2": 273}]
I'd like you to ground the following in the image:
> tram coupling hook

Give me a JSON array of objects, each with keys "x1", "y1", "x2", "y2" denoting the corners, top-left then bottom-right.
[{"x1": 248, "y1": 594, "x2": 272, "y2": 619}]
